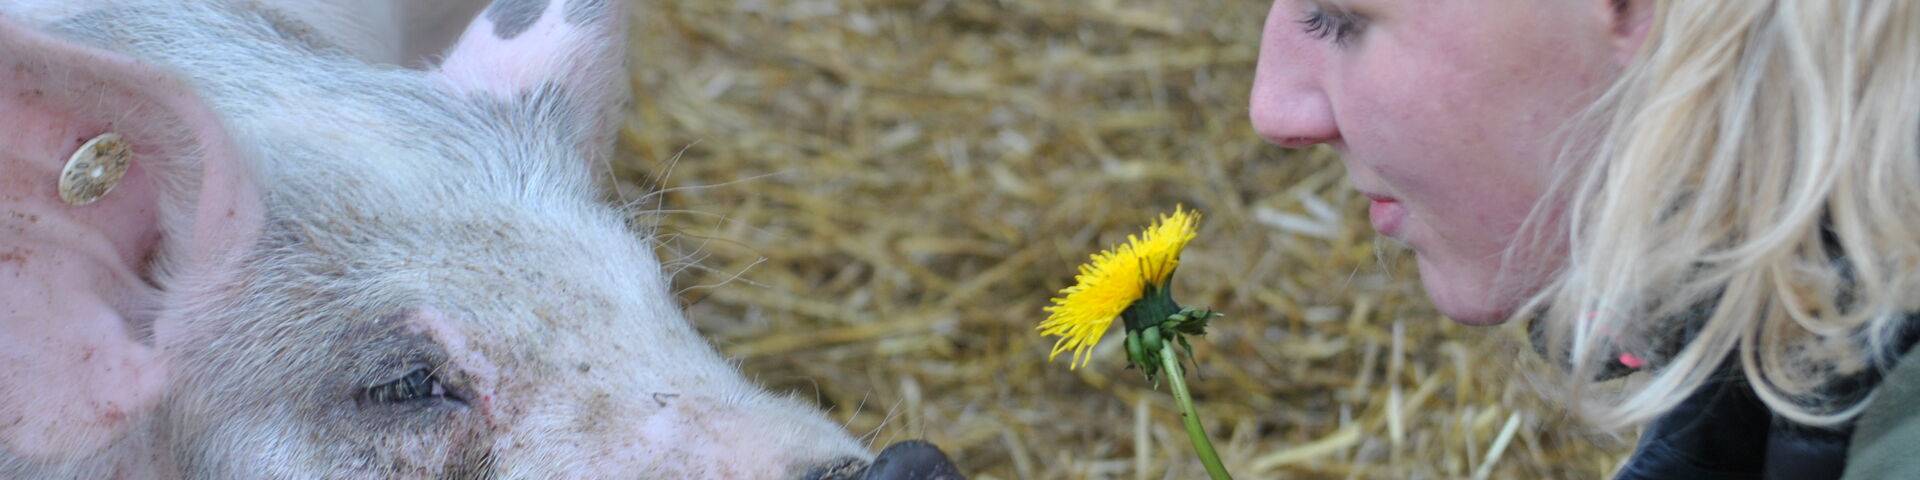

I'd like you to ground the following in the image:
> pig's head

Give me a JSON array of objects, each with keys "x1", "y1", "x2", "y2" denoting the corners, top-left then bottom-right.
[{"x1": 0, "y1": 1, "x2": 959, "y2": 478}]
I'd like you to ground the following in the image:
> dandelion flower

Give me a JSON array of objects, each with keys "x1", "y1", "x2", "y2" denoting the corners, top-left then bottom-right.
[
  {"x1": 1035, "y1": 205, "x2": 1233, "y2": 479},
  {"x1": 1039, "y1": 206, "x2": 1201, "y2": 369}
]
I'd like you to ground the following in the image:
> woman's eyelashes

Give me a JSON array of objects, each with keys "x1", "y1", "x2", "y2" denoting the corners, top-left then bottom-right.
[{"x1": 1300, "y1": 7, "x2": 1365, "y2": 47}]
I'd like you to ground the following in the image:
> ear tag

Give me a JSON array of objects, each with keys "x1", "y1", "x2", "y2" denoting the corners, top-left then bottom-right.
[{"x1": 58, "y1": 132, "x2": 131, "y2": 205}]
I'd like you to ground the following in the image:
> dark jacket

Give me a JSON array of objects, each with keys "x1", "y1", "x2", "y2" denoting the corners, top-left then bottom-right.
[
  {"x1": 1613, "y1": 335, "x2": 1917, "y2": 479},
  {"x1": 1612, "y1": 363, "x2": 1852, "y2": 480}
]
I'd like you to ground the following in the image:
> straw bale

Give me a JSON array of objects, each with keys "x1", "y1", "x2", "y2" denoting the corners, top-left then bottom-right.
[{"x1": 616, "y1": 0, "x2": 1636, "y2": 477}]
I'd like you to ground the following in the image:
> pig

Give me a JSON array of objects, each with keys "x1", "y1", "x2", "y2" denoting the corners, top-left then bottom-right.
[{"x1": 0, "y1": 0, "x2": 963, "y2": 478}]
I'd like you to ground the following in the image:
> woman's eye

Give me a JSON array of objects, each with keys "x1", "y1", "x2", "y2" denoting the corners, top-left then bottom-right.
[
  {"x1": 1299, "y1": 8, "x2": 1364, "y2": 46},
  {"x1": 367, "y1": 367, "x2": 457, "y2": 404}
]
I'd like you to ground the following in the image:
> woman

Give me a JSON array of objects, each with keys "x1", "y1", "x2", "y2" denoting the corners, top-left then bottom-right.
[{"x1": 1250, "y1": 1, "x2": 1920, "y2": 478}]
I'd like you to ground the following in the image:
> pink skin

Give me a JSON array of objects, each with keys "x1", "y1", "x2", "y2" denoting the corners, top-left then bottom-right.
[
  {"x1": 1250, "y1": 0, "x2": 1637, "y2": 324},
  {"x1": 0, "y1": 18, "x2": 260, "y2": 461}
]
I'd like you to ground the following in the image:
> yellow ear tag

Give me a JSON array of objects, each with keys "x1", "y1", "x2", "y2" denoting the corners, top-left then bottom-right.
[{"x1": 58, "y1": 132, "x2": 131, "y2": 206}]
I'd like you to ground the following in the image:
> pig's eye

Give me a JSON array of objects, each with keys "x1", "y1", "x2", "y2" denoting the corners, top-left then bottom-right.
[{"x1": 366, "y1": 367, "x2": 460, "y2": 405}]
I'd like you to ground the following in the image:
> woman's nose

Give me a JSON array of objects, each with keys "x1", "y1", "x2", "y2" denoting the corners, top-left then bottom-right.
[
  {"x1": 1249, "y1": 3, "x2": 1339, "y2": 148},
  {"x1": 1249, "y1": 82, "x2": 1338, "y2": 148}
]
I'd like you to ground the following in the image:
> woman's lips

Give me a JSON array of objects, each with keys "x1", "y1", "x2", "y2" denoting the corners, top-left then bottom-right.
[{"x1": 1365, "y1": 194, "x2": 1406, "y2": 236}]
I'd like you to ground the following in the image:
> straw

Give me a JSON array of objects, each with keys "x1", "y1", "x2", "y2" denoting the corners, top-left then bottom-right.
[{"x1": 619, "y1": 0, "x2": 1635, "y2": 477}]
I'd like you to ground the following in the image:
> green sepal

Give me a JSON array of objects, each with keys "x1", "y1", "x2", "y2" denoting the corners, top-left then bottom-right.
[
  {"x1": 1176, "y1": 333, "x2": 1202, "y2": 380},
  {"x1": 1142, "y1": 326, "x2": 1165, "y2": 357},
  {"x1": 1168, "y1": 307, "x2": 1217, "y2": 336},
  {"x1": 1126, "y1": 331, "x2": 1146, "y2": 370}
]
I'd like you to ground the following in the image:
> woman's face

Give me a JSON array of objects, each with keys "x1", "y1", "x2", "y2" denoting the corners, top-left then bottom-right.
[{"x1": 1250, "y1": 0, "x2": 1630, "y2": 324}]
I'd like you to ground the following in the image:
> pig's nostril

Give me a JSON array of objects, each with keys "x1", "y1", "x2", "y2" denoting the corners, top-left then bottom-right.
[{"x1": 863, "y1": 440, "x2": 963, "y2": 480}]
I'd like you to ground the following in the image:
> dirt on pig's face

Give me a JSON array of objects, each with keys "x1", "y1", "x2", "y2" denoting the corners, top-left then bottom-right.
[{"x1": 154, "y1": 181, "x2": 869, "y2": 478}]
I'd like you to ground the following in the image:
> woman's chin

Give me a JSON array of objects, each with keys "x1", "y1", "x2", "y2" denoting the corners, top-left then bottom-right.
[{"x1": 1416, "y1": 256, "x2": 1518, "y2": 326}]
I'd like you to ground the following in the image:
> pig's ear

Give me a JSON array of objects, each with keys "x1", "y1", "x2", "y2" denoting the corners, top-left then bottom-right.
[
  {"x1": 433, "y1": 0, "x2": 629, "y2": 161},
  {"x1": 0, "y1": 17, "x2": 260, "y2": 461}
]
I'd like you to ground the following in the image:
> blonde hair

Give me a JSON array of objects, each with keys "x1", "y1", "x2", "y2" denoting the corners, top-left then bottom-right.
[{"x1": 1524, "y1": 0, "x2": 1920, "y2": 429}]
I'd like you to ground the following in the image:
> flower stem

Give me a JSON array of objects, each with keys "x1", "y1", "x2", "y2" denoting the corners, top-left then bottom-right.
[{"x1": 1159, "y1": 342, "x2": 1232, "y2": 480}]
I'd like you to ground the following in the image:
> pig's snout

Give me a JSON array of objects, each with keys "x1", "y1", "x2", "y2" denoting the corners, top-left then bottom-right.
[
  {"x1": 867, "y1": 440, "x2": 965, "y2": 480},
  {"x1": 806, "y1": 440, "x2": 962, "y2": 480}
]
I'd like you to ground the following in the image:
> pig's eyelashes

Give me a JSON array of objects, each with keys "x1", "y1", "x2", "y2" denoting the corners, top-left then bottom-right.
[{"x1": 365, "y1": 367, "x2": 465, "y2": 405}]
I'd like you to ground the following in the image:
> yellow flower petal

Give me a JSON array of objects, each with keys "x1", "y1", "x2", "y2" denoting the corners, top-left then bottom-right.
[{"x1": 1039, "y1": 206, "x2": 1201, "y2": 369}]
